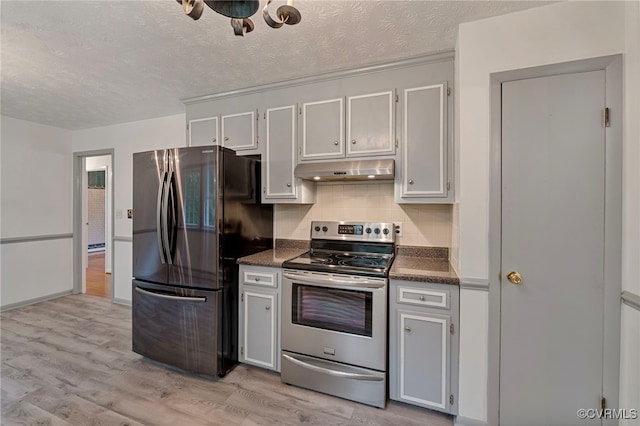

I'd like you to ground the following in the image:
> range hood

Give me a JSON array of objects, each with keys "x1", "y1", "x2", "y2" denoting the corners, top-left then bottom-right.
[{"x1": 294, "y1": 159, "x2": 395, "y2": 182}]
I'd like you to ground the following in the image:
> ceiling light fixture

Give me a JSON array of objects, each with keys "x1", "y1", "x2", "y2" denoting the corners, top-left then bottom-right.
[{"x1": 178, "y1": 0, "x2": 301, "y2": 37}]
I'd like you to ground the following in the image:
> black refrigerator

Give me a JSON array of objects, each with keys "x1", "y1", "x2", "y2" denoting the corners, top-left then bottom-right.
[{"x1": 132, "y1": 146, "x2": 273, "y2": 377}]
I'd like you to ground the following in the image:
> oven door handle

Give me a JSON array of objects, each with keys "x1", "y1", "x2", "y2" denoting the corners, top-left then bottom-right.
[
  {"x1": 283, "y1": 272, "x2": 386, "y2": 289},
  {"x1": 282, "y1": 354, "x2": 384, "y2": 382}
]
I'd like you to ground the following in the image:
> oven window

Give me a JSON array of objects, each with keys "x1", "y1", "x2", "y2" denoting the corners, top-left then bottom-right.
[{"x1": 291, "y1": 284, "x2": 372, "y2": 337}]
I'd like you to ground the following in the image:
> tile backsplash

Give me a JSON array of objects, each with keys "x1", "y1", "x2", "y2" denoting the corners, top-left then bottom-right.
[{"x1": 275, "y1": 183, "x2": 452, "y2": 247}]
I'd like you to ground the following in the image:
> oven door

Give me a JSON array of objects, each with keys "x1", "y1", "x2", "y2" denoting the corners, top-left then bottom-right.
[{"x1": 282, "y1": 269, "x2": 387, "y2": 371}]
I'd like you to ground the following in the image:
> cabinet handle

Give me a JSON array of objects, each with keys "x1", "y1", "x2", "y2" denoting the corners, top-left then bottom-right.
[
  {"x1": 351, "y1": 139, "x2": 356, "y2": 144},
  {"x1": 224, "y1": 137, "x2": 229, "y2": 141},
  {"x1": 286, "y1": 183, "x2": 291, "y2": 187},
  {"x1": 265, "y1": 305, "x2": 271, "y2": 311},
  {"x1": 254, "y1": 276, "x2": 261, "y2": 282},
  {"x1": 408, "y1": 179, "x2": 414, "y2": 185},
  {"x1": 333, "y1": 141, "x2": 339, "y2": 146},
  {"x1": 212, "y1": 137, "x2": 216, "y2": 143},
  {"x1": 419, "y1": 295, "x2": 426, "y2": 301},
  {"x1": 405, "y1": 326, "x2": 411, "y2": 332}
]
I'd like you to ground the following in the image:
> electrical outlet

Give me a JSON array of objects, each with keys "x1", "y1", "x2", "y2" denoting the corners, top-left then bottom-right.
[
  {"x1": 394, "y1": 222, "x2": 403, "y2": 237},
  {"x1": 115, "y1": 209, "x2": 123, "y2": 219},
  {"x1": 127, "y1": 209, "x2": 133, "y2": 219}
]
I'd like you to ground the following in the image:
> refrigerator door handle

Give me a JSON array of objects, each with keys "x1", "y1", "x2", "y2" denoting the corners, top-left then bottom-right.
[
  {"x1": 135, "y1": 286, "x2": 206, "y2": 303},
  {"x1": 156, "y1": 171, "x2": 168, "y2": 264},
  {"x1": 163, "y1": 170, "x2": 174, "y2": 265}
]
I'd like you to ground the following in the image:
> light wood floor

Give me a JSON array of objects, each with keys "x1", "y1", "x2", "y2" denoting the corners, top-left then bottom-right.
[
  {"x1": 86, "y1": 252, "x2": 112, "y2": 298},
  {"x1": 1, "y1": 295, "x2": 454, "y2": 426}
]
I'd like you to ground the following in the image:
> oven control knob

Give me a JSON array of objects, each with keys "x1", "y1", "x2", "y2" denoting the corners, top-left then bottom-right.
[
  {"x1": 374, "y1": 228, "x2": 380, "y2": 234},
  {"x1": 365, "y1": 227, "x2": 372, "y2": 234},
  {"x1": 322, "y1": 226, "x2": 328, "y2": 232},
  {"x1": 383, "y1": 228, "x2": 390, "y2": 235},
  {"x1": 314, "y1": 226, "x2": 321, "y2": 232}
]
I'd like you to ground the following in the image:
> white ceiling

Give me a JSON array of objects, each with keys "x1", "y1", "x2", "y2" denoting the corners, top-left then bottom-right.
[{"x1": 1, "y1": 1, "x2": 552, "y2": 130}]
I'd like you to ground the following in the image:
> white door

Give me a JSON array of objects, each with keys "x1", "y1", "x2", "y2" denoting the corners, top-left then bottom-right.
[
  {"x1": 500, "y1": 71, "x2": 606, "y2": 425},
  {"x1": 264, "y1": 105, "x2": 296, "y2": 199},
  {"x1": 301, "y1": 98, "x2": 344, "y2": 160},
  {"x1": 346, "y1": 91, "x2": 394, "y2": 157}
]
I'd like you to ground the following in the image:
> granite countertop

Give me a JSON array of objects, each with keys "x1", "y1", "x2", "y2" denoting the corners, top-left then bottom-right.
[
  {"x1": 238, "y1": 241, "x2": 459, "y2": 285},
  {"x1": 236, "y1": 239, "x2": 308, "y2": 268},
  {"x1": 389, "y1": 246, "x2": 460, "y2": 285}
]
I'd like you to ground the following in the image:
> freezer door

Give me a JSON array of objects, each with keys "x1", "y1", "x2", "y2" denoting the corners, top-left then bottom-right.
[
  {"x1": 132, "y1": 280, "x2": 221, "y2": 376},
  {"x1": 167, "y1": 147, "x2": 223, "y2": 289},
  {"x1": 133, "y1": 149, "x2": 168, "y2": 284}
]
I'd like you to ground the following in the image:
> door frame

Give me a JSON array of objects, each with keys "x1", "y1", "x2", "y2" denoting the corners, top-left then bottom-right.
[
  {"x1": 487, "y1": 55, "x2": 622, "y2": 425},
  {"x1": 73, "y1": 149, "x2": 115, "y2": 297}
]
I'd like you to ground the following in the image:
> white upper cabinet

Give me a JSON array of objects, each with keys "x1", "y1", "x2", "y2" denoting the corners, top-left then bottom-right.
[
  {"x1": 263, "y1": 104, "x2": 315, "y2": 204},
  {"x1": 222, "y1": 110, "x2": 258, "y2": 151},
  {"x1": 183, "y1": 54, "x2": 455, "y2": 204},
  {"x1": 300, "y1": 98, "x2": 344, "y2": 161},
  {"x1": 300, "y1": 92, "x2": 395, "y2": 162},
  {"x1": 347, "y1": 91, "x2": 395, "y2": 157},
  {"x1": 188, "y1": 116, "x2": 219, "y2": 147},
  {"x1": 395, "y1": 81, "x2": 453, "y2": 203}
]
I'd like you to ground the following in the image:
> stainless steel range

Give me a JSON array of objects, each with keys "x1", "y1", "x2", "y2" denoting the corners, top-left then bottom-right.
[{"x1": 281, "y1": 221, "x2": 395, "y2": 408}]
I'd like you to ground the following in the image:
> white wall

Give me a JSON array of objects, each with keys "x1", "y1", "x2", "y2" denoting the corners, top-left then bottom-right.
[
  {"x1": 71, "y1": 114, "x2": 186, "y2": 303},
  {"x1": 456, "y1": 1, "x2": 637, "y2": 424},
  {"x1": 0, "y1": 116, "x2": 74, "y2": 308}
]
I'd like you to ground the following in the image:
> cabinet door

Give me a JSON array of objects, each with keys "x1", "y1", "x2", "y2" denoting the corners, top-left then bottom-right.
[
  {"x1": 188, "y1": 117, "x2": 219, "y2": 147},
  {"x1": 222, "y1": 111, "x2": 257, "y2": 151},
  {"x1": 400, "y1": 84, "x2": 449, "y2": 199},
  {"x1": 397, "y1": 310, "x2": 450, "y2": 412},
  {"x1": 347, "y1": 91, "x2": 394, "y2": 157},
  {"x1": 241, "y1": 290, "x2": 277, "y2": 370},
  {"x1": 265, "y1": 105, "x2": 296, "y2": 199},
  {"x1": 301, "y1": 98, "x2": 344, "y2": 160}
]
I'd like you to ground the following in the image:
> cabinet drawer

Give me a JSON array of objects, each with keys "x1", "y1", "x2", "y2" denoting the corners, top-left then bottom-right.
[
  {"x1": 242, "y1": 270, "x2": 278, "y2": 288},
  {"x1": 397, "y1": 286, "x2": 449, "y2": 309}
]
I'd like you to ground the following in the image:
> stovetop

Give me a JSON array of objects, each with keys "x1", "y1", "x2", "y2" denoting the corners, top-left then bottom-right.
[
  {"x1": 283, "y1": 249, "x2": 394, "y2": 277},
  {"x1": 282, "y1": 221, "x2": 396, "y2": 278}
]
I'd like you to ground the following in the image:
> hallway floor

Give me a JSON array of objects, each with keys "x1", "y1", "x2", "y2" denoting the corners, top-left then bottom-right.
[{"x1": 86, "y1": 251, "x2": 111, "y2": 298}]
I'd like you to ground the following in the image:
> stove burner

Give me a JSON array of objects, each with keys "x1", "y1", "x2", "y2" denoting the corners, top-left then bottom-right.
[
  {"x1": 337, "y1": 257, "x2": 383, "y2": 268},
  {"x1": 309, "y1": 253, "x2": 334, "y2": 265}
]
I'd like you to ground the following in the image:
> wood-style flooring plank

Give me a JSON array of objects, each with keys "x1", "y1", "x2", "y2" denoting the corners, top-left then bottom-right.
[
  {"x1": 19, "y1": 385, "x2": 145, "y2": 426},
  {"x1": 1, "y1": 364, "x2": 44, "y2": 406},
  {"x1": 1, "y1": 400, "x2": 72, "y2": 426},
  {"x1": 1, "y1": 294, "x2": 453, "y2": 426}
]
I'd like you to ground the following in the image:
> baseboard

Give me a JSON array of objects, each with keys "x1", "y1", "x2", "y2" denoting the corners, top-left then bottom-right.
[
  {"x1": 0, "y1": 290, "x2": 73, "y2": 312},
  {"x1": 112, "y1": 297, "x2": 132, "y2": 307},
  {"x1": 455, "y1": 416, "x2": 488, "y2": 426}
]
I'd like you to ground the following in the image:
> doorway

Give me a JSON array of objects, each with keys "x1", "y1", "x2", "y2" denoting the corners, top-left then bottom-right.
[
  {"x1": 73, "y1": 149, "x2": 115, "y2": 299},
  {"x1": 488, "y1": 56, "x2": 622, "y2": 425},
  {"x1": 85, "y1": 158, "x2": 112, "y2": 298}
]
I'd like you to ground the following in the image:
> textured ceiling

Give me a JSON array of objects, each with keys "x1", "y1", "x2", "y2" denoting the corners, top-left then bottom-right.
[{"x1": 1, "y1": 1, "x2": 552, "y2": 130}]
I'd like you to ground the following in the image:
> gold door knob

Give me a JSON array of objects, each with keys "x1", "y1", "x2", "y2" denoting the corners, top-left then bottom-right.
[{"x1": 507, "y1": 271, "x2": 522, "y2": 285}]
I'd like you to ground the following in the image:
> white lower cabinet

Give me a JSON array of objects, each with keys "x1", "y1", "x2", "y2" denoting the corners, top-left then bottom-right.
[
  {"x1": 239, "y1": 265, "x2": 280, "y2": 372},
  {"x1": 389, "y1": 280, "x2": 459, "y2": 414}
]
